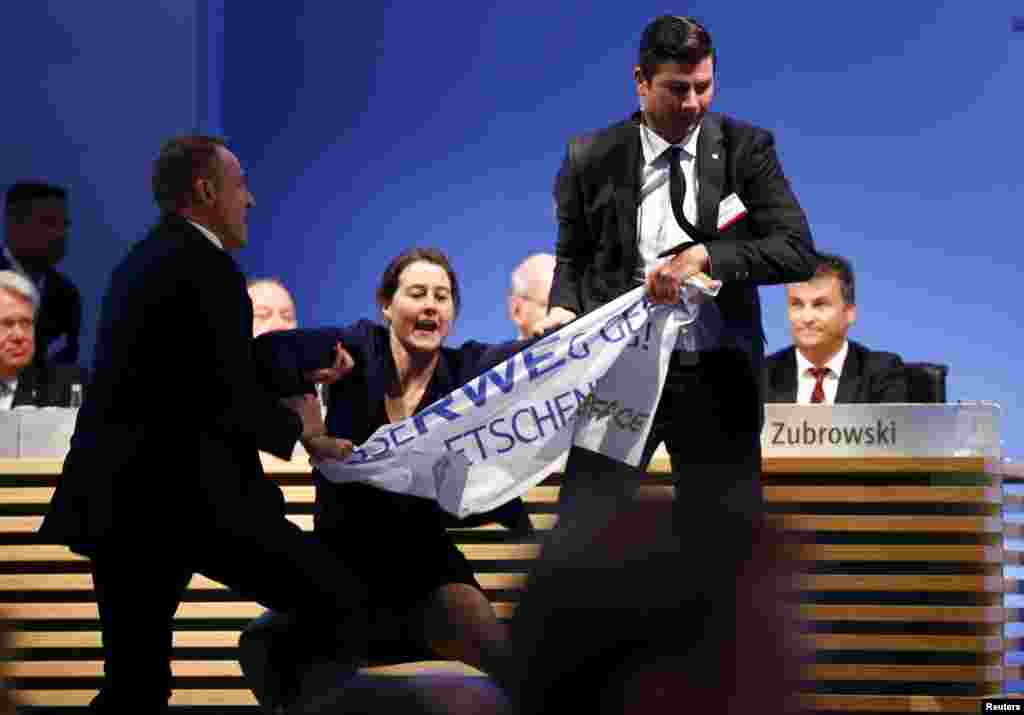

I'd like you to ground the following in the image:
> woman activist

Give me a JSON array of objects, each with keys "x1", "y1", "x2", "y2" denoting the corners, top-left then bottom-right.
[{"x1": 242, "y1": 247, "x2": 533, "y2": 709}]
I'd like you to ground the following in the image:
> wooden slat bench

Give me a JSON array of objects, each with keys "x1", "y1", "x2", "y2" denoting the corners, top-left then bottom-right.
[
  {"x1": 0, "y1": 454, "x2": 1008, "y2": 712},
  {"x1": 766, "y1": 456, "x2": 1006, "y2": 714},
  {"x1": 0, "y1": 454, "x2": 554, "y2": 712}
]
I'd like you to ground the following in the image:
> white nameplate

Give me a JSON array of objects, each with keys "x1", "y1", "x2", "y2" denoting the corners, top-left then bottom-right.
[
  {"x1": 0, "y1": 412, "x2": 19, "y2": 458},
  {"x1": 0, "y1": 403, "x2": 1003, "y2": 462},
  {"x1": 761, "y1": 402, "x2": 1001, "y2": 458},
  {"x1": 12, "y1": 408, "x2": 79, "y2": 458}
]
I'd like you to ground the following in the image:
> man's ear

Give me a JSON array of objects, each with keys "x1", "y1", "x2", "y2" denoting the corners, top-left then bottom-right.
[
  {"x1": 194, "y1": 177, "x2": 216, "y2": 205},
  {"x1": 508, "y1": 295, "x2": 522, "y2": 323},
  {"x1": 634, "y1": 66, "x2": 647, "y2": 99},
  {"x1": 847, "y1": 304, "x2": 858, "y2": 326}
]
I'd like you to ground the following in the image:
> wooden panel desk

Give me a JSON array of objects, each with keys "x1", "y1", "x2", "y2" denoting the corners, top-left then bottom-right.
[
  {"x1": 0, "y1": 455, "x2": 1006, "y2": 712},
  {"x1": 754, "y1": 455, "x2": 1004, "y2": 714}
]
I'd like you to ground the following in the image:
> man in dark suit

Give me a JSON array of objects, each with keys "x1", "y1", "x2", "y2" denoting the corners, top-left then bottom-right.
[
  {"x1": 39, "y1": 135, "x2": 369, "y2": 712},
  {"x1": 533, "y1": 16, "x2": 816, "y2": 517},
  {"x1": 764, "y1": 252, "x2": 908, "y2": 404},
  {"x1": 1, "y1": 182, "x2": 81, "y2": 365},
  {"x1": 0, "y1": 269, "x2": 87, "y2": 408}
]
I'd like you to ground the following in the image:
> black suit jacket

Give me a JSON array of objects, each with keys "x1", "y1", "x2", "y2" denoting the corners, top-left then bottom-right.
[
  {"x1": 550, "y1": 112, "x2": 816, "y2": 371},
  {"x1": 762, "y1": 341, "x2": 909, "y2": 404},
  {"x1": 11, "y1": 362, "x2": 89, "y2": 407},
  {"x1": 0, "y1": 251, "x2": 81, "y2": 365},
  {"x1": 40, "y1": 215, "x2": 304, "y2": 556}
]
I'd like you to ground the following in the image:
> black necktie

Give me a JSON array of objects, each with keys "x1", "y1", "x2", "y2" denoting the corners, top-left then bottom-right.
[{"x1": 666, "y1": 146, "x2": 688, "y2": 233}]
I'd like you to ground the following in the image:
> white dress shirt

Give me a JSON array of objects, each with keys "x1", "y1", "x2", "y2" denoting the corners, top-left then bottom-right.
[
  {"x1": 0, "y1": 379, "x2": 19, "y2": 410},
  {"x1": 636, "y1": 121, "x2": 700, "y2": 281},
  {"x1": 2, "y1": 245, "x2": 45, "y2": 295},
  {"x1": 635, "y1": 121, "x2": 725, "y2": 353},
  {"x1": 186, "y1": 220, "x2": 224, "y2": 251},
  {"x1": 796, "y1": 341, "x2": 849, "y2": 405}
]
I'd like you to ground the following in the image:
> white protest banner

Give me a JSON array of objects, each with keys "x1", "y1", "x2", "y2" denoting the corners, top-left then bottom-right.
[{"x1": 316, "y1": 282, "x2": 711, "y2": 518}]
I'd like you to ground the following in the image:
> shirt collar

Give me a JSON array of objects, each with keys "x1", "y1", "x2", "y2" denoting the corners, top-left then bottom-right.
[
  {"x1": 3, "y1": 245, "x2": 31, "y2": 278},
  {"x1": 640, "y1": 120, "x2": 702, "y2": 166},
  {"x1": 796, "y1": 340, "x2": 849, "y2": 378},
  {"x1": 186, "y1": 220, "x2": 224, "y2": 251}
]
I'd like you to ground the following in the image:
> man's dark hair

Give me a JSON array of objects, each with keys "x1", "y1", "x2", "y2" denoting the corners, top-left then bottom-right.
[
  {"x1": 377, "y1": 247, "x2": 462, "y2": 316},
  {"x1": 498, "y1": 499, "x2": 798, "y2": 715},
  {"x1": 638, "y1": 15, "x2": 714, "y2": 80},
  {"x1": 4, "y1": 182, "x2": 67, "y2": 221},
  {"x1": 151, "y1": 134, "x2": 226, "y2": 215},
  {"x1": 814, "y1": 252, "x2": 856, "y2": 306}
]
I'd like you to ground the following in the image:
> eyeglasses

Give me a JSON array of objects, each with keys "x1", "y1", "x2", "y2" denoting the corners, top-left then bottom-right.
[{"x1": 0, "y1": 317, "x2": 34, "y2": 336}]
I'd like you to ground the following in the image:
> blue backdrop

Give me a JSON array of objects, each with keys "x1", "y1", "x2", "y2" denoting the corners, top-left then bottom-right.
[
  {"x1": 0, "y1": 1, "x2": 211, "y2": 358},
  {"x1": 3, "y1": 1, "x2": 1022, "y2": 454}
]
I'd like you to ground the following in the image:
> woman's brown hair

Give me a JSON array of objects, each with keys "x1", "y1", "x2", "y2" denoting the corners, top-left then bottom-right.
[{"x1": 376, "y1": 247, "x2": 462, "y2": 316}]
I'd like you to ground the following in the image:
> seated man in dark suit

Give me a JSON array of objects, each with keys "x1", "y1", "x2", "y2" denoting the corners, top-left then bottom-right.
[
  {"x1": 0, "y1": 270, "x2": 86, "y2": 408},
  {"x1": 764, "y1": 253, "x2": 908, "y2": 404},
  {"x1": 1, "y1": 182, "x2": 81, "y2": 365}
]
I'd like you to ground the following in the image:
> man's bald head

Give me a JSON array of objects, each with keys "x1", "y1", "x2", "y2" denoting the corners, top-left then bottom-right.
[{"x1": 509, "y1": 253, "x2": 556, "y2": 339}]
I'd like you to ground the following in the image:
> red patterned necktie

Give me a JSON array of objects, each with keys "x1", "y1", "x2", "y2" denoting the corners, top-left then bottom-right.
[{"x1": 809, "y1": 367, "x2": 830, "y2": 404}]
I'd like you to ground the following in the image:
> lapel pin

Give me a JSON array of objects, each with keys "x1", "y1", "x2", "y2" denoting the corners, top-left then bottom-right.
[{"x1": 711, "y1": 153, "x2": 720, "y2": 160}]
